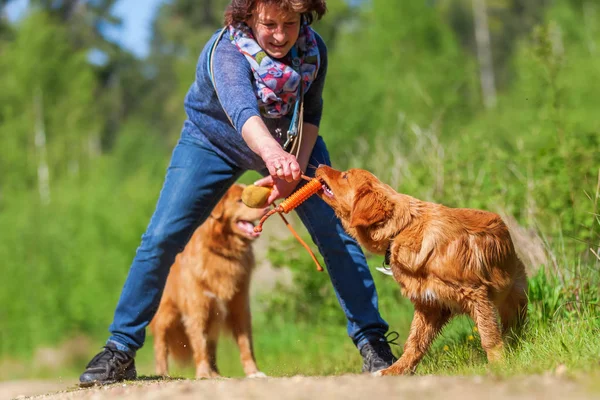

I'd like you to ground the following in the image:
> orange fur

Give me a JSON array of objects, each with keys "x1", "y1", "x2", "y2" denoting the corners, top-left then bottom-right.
[
  {"x1": 315, "y1": 166, "x2": 528, "y2": 376},
  {"x1": 149, "y1": 184, "x2": 268, "y2": 379}
]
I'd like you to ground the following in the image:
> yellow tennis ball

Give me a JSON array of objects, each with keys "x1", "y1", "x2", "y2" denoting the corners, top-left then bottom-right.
[{"x1": 242, "y1": 185, "x2": 272, "y2": 208}]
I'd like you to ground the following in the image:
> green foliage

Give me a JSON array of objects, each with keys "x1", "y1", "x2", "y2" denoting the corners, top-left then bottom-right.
[
  {"x1": 528, "y1": 263, "x2": 599, "y2": 324},
  {"x1": 259, "y1": 233, "x2": 412, "y2": 331},
  {"x1": 0, "y1": 11, "x2": 101, "y2": 195},
  {"x1": 327, "y1": 0, "x2": 600, "y2": 250},
  {"x1": 322, "y1": 0, "x2": 479, "y2": 153},
  {"x1": 454, "y1": 1, "x2": 600, "y2": 244},
  {"x1": 260, "y1": 236, "x2": 346, "y2": 325},
  {"x1": 0, "y1": 120, "x2": 169, "y2": 358},
  {"x1": 527, "y1": 268, "x2": 564, "y2": 324}
]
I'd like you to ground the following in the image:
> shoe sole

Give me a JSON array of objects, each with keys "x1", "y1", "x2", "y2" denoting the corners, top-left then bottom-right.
[
  {"x1": 79, "y1": 370, "x2": 136, "y2": 388},
  {"x1": 79, "y1": 380, "x2": 116, "y2": 388}
]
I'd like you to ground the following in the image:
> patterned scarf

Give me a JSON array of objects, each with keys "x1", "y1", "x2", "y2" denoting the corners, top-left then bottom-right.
[{"x1": 228, "y1": 22, "x2": 320, "y2": 118}]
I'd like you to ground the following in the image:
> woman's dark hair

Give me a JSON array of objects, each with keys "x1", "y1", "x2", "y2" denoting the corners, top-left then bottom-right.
[{"x1": 224, "y1": 0, "x2": 327, "y2": 26}]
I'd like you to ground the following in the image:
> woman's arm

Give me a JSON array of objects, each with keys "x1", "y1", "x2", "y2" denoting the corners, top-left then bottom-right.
[
  {"x1": 294, "y1": 122, "x2": 319, "y2": 175},
  {"x1": 210, "y1": 37, "x2": 302, "y2": 183},
  {"x1": 241, "y1": 116, "x2": 302, "y2": 181}
]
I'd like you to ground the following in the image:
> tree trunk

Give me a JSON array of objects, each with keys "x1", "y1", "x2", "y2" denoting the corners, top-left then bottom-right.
[
  {"x1": 34, "y1": 87, "x2": 51, "y2": 205},
  {"x1": 583, "y1": 1, "x2": 597, "y2": 55},
  {"x1": 472, "y1": 0, "x2": 497, "y2": 109}
]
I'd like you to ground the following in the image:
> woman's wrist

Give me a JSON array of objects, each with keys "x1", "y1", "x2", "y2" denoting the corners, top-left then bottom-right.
[
  {"x1": 241, "y1": 116, "x2": 283, "y2": 159},
  {"x1": 257, "y1": 141, "x2": 284, "y2": 160}
]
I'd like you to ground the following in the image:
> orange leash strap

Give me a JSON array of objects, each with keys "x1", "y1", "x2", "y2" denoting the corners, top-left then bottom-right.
[
  {"x1": 253, "y1": 175, "x2": 325, "y2": 272},
  {"x1": 277, "y1": 212, "x2": 324, "y2": 272}
]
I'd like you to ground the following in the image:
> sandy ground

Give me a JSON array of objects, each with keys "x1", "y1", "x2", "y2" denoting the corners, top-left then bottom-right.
[
  {"x1": 2, "y1": 373, "x2": 599, "y2": 400},
  {"x1": 0, "y1": 380, "x2": 77, "y2": 400}
]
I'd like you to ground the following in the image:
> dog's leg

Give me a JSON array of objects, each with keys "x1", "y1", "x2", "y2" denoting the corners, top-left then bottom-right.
[
  {"x1": 182, "y1": 308, "x2": 215, "y2": 379},
  {"x1": 151, "y1": 304, "x2": 179, "y2": 376},
  {"x1": 205, "y1": 319, "x2": 222, "y2": 378},
  {"x1": 153, "y1": 329, "x2": 170, "y2": 376},
  {"x1": 227, "y1": 289, "x2": 265, "y2": 378},
  {"x1": 377, "y1": 305, "x2": 451, "y2": 376},
  {"x1": 469, "y1": 296, "x2": 505, "y2": 363},
  {"x1": 207, "y1": 339, "x2": 219, "y2": 375}
]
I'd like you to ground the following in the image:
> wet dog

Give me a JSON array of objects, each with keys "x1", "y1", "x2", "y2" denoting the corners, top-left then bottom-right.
[
  {"x1": 315, "y1": 166, "x2": 527, "y2": 376},
  {"x1": 149, "y1": 184, "x2": 268, "y2": 378}
]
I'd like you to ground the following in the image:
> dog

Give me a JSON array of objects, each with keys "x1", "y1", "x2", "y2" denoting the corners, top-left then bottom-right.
[
  {"x1": 149, "y1": 184, "x2": 268, "y2": 379},
  {"x1": 315, "y1": 166, "x2": 528, "y2": 376}
]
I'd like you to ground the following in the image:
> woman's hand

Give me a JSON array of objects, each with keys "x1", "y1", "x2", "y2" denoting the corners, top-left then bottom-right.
[
  {"x1": 261, "y1": 145, "x2": 302, "y2": 183},
  {"x1": 253, "y1": 175, "x2": 300, "y2": 205},
  {"x1": 241, "y1": 116, "x2": 303, "y2": 182}
]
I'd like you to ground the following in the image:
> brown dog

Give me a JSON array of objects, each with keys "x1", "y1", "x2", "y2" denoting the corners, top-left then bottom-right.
[
  {"x1": 149, "y1": 184, "x2": 268, "y2": 379},
  {"x1": 315, "y1": 166, "x2": 527, "y2": 376}
]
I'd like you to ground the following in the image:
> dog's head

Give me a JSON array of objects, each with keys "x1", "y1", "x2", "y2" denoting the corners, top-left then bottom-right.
[
  {"x1": 315, "y1": 166, "x2": 411, "y2": 252},
  {"x1": 209, "y1": 184, "x2": 268, "y2": 242}
]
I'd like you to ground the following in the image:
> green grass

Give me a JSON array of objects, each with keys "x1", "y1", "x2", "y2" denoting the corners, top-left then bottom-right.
[
  {"x1": 419, "y1": 313, "x2": 600, "y2": 376},
  {"x1": 1, "y1": 274, "x2": 598, "y2": 382},
  {"x1": 114, "y1": 308, "x2": 600, "y2": 380},
  {"x1": 132, "y1": 303, "x2": 600, "y2": 379}
]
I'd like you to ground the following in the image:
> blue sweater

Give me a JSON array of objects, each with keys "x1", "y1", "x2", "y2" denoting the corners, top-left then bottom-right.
[{"x1": 182, "y1": 29, "x2": 328, "y2": 171}]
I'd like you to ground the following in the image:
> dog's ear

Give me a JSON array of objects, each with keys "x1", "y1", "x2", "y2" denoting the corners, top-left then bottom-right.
[
  {"x1": 350, "y1": 183, "x2": 392, "y2": 228},
  {"x1": 210, "y1": 193, "x2": 227, "y2": 220}
]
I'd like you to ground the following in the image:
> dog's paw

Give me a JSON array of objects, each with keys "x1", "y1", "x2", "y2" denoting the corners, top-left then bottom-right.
[
  {"x1": 371, "y1": 370, "x2": 384, "y2": 377},
  {"x1": 247, "y1": 371, "x2": 267, "y2": 379}
]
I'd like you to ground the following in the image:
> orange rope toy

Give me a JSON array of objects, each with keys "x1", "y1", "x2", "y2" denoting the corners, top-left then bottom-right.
[
  {"x1": 250, "y1": 175, "x2": 325, "y2": 272},
  {"x1": 254, "y1": 175, "x2": 323, "y2": 233}
]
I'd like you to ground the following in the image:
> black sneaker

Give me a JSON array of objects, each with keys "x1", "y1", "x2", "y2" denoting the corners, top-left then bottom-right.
[
  {"x1": 79, "y1": 343, "x2": 137, "y2": 387},
  {"x1": 360, "y1": 332, "x2": 399, "y2": 373}
]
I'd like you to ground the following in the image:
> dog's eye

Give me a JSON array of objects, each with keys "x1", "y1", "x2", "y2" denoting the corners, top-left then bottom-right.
[
  {"x1": 342, "y1": 173, "x2": 348, "y2": 180},
  {"x1": 237, "y1": 199, "x2": 243, "y2": 203}
]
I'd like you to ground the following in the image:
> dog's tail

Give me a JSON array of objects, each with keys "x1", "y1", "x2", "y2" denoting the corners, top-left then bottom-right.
[{"x1": 164, "y1": 325, "x2": 193, "y2": 364}]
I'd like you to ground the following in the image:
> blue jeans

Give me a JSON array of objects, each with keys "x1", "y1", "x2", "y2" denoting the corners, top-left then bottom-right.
[{"x1": 108, "y1": 131, "x2": 388, "y2": 354}]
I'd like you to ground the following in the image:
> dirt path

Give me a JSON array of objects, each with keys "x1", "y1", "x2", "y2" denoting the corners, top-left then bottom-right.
[
  {"x1": 4, "y1": 373, "x2": 599, "y2": 400},
  {"x1": 0, "y1": 380, "x2": 77, "y2": 400}
]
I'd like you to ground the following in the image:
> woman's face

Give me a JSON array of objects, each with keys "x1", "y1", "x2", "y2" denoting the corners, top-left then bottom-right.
[{"x1": 247, "y1": 3, "x2": 301, "y2": 59}]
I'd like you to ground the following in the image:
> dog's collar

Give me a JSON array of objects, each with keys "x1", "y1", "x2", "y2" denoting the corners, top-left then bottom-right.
[
  {"x1": 383, "y1": 234, "x2": 400, "y2": 266},
  {"x1": 384, "y1": 243, "x2": 392, "y2": 266}
]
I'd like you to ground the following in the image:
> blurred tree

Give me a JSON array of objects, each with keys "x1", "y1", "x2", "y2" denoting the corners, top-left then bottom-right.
[
  {"x1": 440, "y1": 0, "x2": 548, "y2": 91},
  {"x1": 471, "y1": 0, "x2": 497, "y2": 108},
  {"x1": 0, "y1": 0, "x2": 17, "y2": 13},
  {"x1": 321, "y1": 0, "x2": 478, "y2": 159},
  {"x1": 23, "y1": 0, "x2": 122, "y2": 55},
  {"x1": 449, "y1": 0, "x2": 600, "y2": 242},
  {"x1": 311, "y1": 0, "x2": 359, "y2": 46},
  {"x1": 0, "y1": 12, "x2": 101, "y2": 202},
  {"x1": 10, "y1": 0, "x2": 148, "y2": 152},
  {"x1": 133, "y1": 0, "x2": 229, "y2": 143},
  {"x1": 0, "y1": 1, "x2": 15, "y2": 39},
  {"x1": 29, "y1": 0, "x2": 132, "y2": 150}
]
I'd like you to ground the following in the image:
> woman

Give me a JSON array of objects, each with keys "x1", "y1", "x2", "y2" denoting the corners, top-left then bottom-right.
[{"x1": 79, "y1": 0, "x2": 395, "y2": 385}]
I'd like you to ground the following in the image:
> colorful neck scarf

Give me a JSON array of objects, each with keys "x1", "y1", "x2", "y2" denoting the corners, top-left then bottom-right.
[{"x1": 228, "y1": 22, "x2": 320, "y2": 118}]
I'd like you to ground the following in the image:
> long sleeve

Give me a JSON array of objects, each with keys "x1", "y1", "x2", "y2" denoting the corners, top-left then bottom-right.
[{"x1": 209, "y1": 35, "x2": 262, "y2": 134}]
